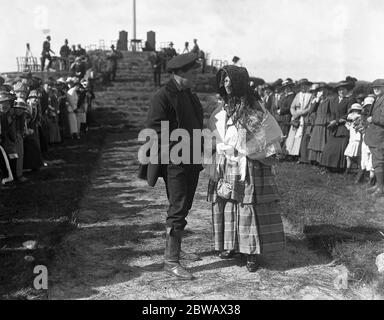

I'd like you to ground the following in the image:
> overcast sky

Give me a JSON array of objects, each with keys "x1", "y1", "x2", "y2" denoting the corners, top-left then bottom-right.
[{"x1": 1, "y1": 0, "x2": 384, "y2": 82}]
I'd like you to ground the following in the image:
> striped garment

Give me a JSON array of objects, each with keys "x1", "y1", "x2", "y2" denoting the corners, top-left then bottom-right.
[{"x1": 208, "y1": 158, "x2": 285, "y2": 255}]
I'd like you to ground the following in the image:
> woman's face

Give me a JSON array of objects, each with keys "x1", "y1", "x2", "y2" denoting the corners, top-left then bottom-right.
[
  {"x1": 338, "y1": 87, "x2": 348, "y2": 97},
  {"x1": 224, "y1": 76, "x2": 232, "y2": 95}
]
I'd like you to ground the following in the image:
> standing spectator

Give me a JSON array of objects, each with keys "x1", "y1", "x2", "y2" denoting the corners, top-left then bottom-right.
[
  {"x1": 24, "y1": 90, "x2": 44, "y2": 171},
  {"x1": 307, "y1": 83, "x2": 332, "y2": 164},
  {"x1": 71, "y1": 45, "x2": 77, "y2": 55},
  {"x1": 149, "y1": 52, "x2": 162, "y2": 87},
  {"x1": 365, "y1": 79, "x2": 384, "y2": 197},
  {"x1": 77, "y1": 44, "x2": 86, "y2": 57},
  {"x1": 355, "y1": 95, "x2": 376, "y2": 185},
  {"x1": 167, "y1": 42, "x2": 177, "y2": 57},
  {"x1": 321, "y1": 81, "x2": 355, "y2": 172},
  {"x1": 285, "y1": 79, "x2": 313, "y2": 160},
  {"x1": 71, "y1": 57, "x2": 87, "y2": 80},
  {"x1": 41, "y1": 36, "x2": 55, "y2": 71},
  {"x1": 299, "y1": 83, "x2": 321, "y2": 164},
  {"x1": 60, "y1": 39, "x2": 71, "y2": 70},
  {"x1": 191, "y1": 39, "x2": 200, "y2": 55},
  {"x1": 0, "y1": 90, "x2": 17, "y2": 185},
  {"x1": 182, "y1": 42, "x2": 190, "y2": 54},
  {"x1": 262, "y1": 84, "x2": 274, "y2": 112},
  {"x1": 66, "y1": 77, "x2": 80, "y2": 140},
  {"x1": 107, "y1": 45, "x2": 122, "y2": 82},
  {"x1": 277, "y1": 79, "x2": 296, "y2": 140},
  {"x1": 232, "y1": 56, "x2": 241, "y2": 67},
  {"x1": 344, "y1": 103, "x2": 363, "y2": 175}
]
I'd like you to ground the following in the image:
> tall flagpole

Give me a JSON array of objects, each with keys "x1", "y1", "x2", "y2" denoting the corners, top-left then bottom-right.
[{"x1": 133, "y1": 0, "x2": 137, "y2": 51}]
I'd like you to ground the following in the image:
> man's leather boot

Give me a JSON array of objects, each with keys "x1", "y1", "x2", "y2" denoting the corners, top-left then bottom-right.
[{"x1": 164, "y1": 228, "x2": 194, "y2": 280}]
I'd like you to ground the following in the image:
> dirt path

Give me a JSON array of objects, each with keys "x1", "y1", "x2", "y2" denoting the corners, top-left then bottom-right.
[{"x1": 48, "y1": 129, "x2": 378, "y2": 300}]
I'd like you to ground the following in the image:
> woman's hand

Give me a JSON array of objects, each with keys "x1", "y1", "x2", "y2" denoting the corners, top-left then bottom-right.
[{"x1": 367, "y1": 117, "x2": 373, "y2": 124}]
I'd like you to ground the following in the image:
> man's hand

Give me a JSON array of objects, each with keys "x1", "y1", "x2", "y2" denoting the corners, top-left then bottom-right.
[
  {"x1": 328, "y1": 120, "x2": 337, "y2": 128},
  {"x1": 367, "y1": 116, "x2": 373, "y2": 123}
]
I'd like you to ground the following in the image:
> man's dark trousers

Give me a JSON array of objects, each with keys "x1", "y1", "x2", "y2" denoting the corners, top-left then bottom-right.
[{"x1": 163, "y1": 164, "x2": 201, "y2": 232}]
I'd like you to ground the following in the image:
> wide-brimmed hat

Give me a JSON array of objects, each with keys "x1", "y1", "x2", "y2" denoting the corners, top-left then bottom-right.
[
  {"x1": 13, "y1": 82, "x2": 28, "y2": 93},
  {"x1": 363, "y1": 96, "x2": 376, "y2": 107},
  {"x1": 309, "y1": 83, "x2": 321, "y2": 93},
  {"x1": 334, "y1": 80, "x2": 355, "y2": 90},
  {"x1": 349, "y1": 103, "x2": 363, "y2": 112},
  {"x1": 0, "y1": 91, "x2": 16, "y2": 102},
  {"x1": 13, "y1": 98, "x2": 29, "y2": 110},
  {"x1": 57, "y1": 77, "x2": 67, "y2": 84},
  {"x1": 281, "y1": 78, "x2": 295, "y2": 89},
  {"x1": 297, "y1": 78, "x2": 313, "y2": 87},
  {"x1": 167, "y1": 52, "x2": 200, "y2": 72},
  {"x1": 370, "y1": 79, "x2": 384, "y2": 88},
  {"x1": 27, "y1": 90, "x2": 39, "y2": 100}
]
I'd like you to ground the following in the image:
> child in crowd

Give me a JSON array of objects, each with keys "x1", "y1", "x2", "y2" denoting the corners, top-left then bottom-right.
[
  {"x1": 355, "y1": 96, "x2": 376, "y2": 185},
  {"x1": 344, "y1": 103, "x2": 363, "y2": 175}
]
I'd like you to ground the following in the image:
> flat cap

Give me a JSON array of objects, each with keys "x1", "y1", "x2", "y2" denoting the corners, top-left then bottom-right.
[
  {"x1": 167, "y1": 52, "x2": 200, "y2": 72},
  {"x1": 370, "y1": 79, "x2": 384, "y2": 87}
]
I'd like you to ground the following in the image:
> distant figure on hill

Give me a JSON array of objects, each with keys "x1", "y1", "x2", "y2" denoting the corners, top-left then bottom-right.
[
  {"x1": 41, "y1": 36, "x2": 55, "y2": 71},
  {"x1": 149, "y1": 52, "x2": 162, "y2": 87},
  {"x1": 60, "y1": 39, "x2": 71, "y2": 70},
  {"x1": 183, "y1": 42, "x2": 190, "y2": 54},
  {"x1": 191, "y1": 39, "x2": 200, "y2": 55},
  {"x1": 77, "y1": 44, "x2": 86, "y2": 57},
  {"x1": 107, "y1": 45, "x2": 123, "y2": 82},
  {"x1": 232, "y1": 56, "x2": 241, "y2": 67}
]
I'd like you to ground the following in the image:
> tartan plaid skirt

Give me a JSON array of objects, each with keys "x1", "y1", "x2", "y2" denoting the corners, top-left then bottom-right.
[{"x1": 208, "y1": 159, "x2": 285, "y2": 255}]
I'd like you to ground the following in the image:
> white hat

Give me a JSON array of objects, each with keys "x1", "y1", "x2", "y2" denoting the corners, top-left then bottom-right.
[
  {"x1": 363, "y1": 96, "x2": 375, "y2": 107},
  {"x1": 349, "y1": 103, "x2": 363, "y2": 112},
  {"x1": 57, "y1": 77, "x2": 67, "y2": 84}
]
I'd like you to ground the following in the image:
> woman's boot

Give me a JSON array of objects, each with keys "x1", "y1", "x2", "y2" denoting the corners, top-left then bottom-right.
[{"x1": 164, "y1": 228, "x2": 194, "y2": 280}]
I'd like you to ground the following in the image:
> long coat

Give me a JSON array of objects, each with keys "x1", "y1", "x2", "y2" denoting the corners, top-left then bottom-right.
[
  {"x1": 285, "y1": 92, "x2": 312, "y2": 156},
  {"x1": 138, "y1": 79, "x2": 204, "y2": 187},
  {"x1": 365, "y1": 94, "x2": 384, "y2": 149},
  {"x1": 320, "y1": 96, "x2": 355, "y2": 169}
]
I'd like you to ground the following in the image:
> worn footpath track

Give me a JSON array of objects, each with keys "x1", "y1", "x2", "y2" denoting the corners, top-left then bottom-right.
[{"x1": 48, "y1": 127, "x2": 373, "y2": 300}]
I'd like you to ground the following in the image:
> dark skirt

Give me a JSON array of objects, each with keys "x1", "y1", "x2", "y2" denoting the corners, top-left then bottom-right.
[
  {"x1": 320, "y1": 134, "x2": 349, "y2": 169},
  {"x1": 24, "y1": 131, "x2": 44, "y2": 170},
  {"x1": 299, "y1": 131, "x2": 311, "y2": 163},
  {"x1": 308, "y1": 125, "x2": 330, "y2": 163}
]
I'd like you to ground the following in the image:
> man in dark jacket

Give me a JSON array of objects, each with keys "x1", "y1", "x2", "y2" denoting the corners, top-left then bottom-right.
[
  {"x1": 139, "y1": 53, "x2": 204, "y2": 280},
  {"x1": 41, "y1": 36, "x2": 55, "y2": 71},
  {"x1": 365, "y1": 79, "x2": 384, "y2": 197}
]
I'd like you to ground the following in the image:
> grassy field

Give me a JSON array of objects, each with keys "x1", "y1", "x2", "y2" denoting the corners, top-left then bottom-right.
[
  {"x1": 0, "y1": 119, "x2": 107, "y2": 300},
  {"x1": 276, "y1": 161, "x2": 384, "y2": 295}
]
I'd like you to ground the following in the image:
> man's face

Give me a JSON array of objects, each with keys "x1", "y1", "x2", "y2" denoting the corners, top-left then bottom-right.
[
  {"x1": 177, "y1": 68, "x2": 196, "y2": 88},
  {"x1": 373, "y1": 87, "x2": 384, "y2": 96},
  {"x1": 301, "y1": 84, "x2": 309, "y2": 93}
]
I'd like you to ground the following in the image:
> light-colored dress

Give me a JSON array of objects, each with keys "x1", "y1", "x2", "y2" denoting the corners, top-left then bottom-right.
[
  {"x1": 344, "y1": 114, "x2": 361, "y2": 158},
  {"x1": 285, "y1": 92, "x2": 313, "y2": 156},
  {"x1": 66, "y1": 87, "x2": 79, "y2": 135}
]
